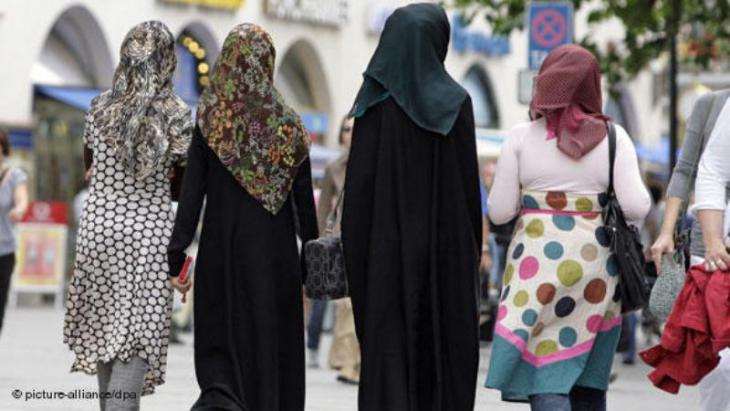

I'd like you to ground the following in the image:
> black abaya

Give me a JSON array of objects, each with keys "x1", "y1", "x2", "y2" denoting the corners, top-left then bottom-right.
[
  {"x1": 342, "y1": 97, "x2": 482, "y2": 411},
  {"x1": 168, "y1": 128, "x2": 318, "y2": 411}
]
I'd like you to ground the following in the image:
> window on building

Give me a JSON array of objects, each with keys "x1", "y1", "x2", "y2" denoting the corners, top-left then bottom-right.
[{"x1": 462, "y1": 65, "x2": 499, "y2": 128}]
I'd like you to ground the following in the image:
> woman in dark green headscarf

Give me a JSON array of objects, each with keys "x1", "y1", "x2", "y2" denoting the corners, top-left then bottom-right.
[{"x1": 342, "y1": 3, "x2": 483, "y2": 410}]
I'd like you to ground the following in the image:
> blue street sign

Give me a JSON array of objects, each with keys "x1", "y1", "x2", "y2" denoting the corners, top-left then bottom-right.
[{"x1": 527, "y1": 2, "x2": 574, "y2": 70}]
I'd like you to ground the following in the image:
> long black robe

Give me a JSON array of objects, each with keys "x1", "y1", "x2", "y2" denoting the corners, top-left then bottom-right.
[
  {"x1": 168, "y1": 128, "x2": 318, "y2": 411},
  {"x1": 342, "y1": 97, "x2": 482, "y2": 411}
]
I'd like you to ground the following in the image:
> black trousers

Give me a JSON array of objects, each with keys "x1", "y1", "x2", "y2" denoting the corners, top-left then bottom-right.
[{"x1": 0, "y1": 253, "x2": 16, "y2": 335}]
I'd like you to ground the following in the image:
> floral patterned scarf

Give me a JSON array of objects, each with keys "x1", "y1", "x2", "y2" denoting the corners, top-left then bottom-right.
[
  {"x1": 197, "y1": 23, "x2": 311, "y2": 214},
  {"x1": 90, "y1": 21, "x2": 192, "y2": 179}
]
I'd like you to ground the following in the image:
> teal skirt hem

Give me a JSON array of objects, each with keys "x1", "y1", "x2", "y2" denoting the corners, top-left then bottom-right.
[{"x1": 484, "y1": 326, "x2": 620, "y2": 402}]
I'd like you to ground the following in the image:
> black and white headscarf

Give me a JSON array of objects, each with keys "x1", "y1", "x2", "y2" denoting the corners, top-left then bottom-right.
[{"x1": 90, "y1": 21, "x2": 191, "y2": 179}]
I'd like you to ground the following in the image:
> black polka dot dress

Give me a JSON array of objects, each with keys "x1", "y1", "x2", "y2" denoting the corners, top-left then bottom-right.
[{"x1": 64, "y1": 101, "x2": 191, "y2": 395}]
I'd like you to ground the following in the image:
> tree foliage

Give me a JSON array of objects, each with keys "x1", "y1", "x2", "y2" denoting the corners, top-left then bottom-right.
[{"x1": 452, "y1": 0, "x2": 730, "y2": 91}]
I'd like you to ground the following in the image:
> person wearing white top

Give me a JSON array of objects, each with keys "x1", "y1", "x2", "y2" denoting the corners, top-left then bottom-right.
[
  {"x1": 696, "y1": 98, "x2": 730, "y2": 268},
  {"x1": 693, "y1": 97, "x2": 730, "y2": 411}
]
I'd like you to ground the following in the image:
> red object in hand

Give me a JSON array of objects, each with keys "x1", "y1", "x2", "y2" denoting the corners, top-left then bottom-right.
[
  {"x1": 179, "y1": 256, "x2": 194, "y2": 283},
  {"x1": 178, "y1": 256, "x2": 194, "y2": 304}
]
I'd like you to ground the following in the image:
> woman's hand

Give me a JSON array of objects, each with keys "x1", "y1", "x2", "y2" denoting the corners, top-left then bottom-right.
[
  {"x1": 704, "y1": 240, "x2": 730, "y2": 272},
  {"x1": 480, "y1": 252, "x2": 493, "y2": 274},
  {"x1": 651, "y1": 233, "x2": 675, "y2": 272},
  {"x1": 8, "y1": 208, "x2": 23, "y2": 223},
  {"x1": 698, "y1": 209, "x2": 729, "y2": 272},
  {"x1": 170, "y1": 276, "x2": 192, "y2": 303}
]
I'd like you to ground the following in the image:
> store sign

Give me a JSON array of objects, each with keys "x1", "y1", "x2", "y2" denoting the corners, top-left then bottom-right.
[
  {"x1": 159, "y1": 0, "x2": 245, "y2": 10},
  {"x1": 451, "y1": 15, "x2": 510, "y2": 57},
  {"x1": 264, "y1": 0, "x2": 348, "y2": 27},
  {"x1": 22, "y1": 201, "x2": 68, "y2": 225}
]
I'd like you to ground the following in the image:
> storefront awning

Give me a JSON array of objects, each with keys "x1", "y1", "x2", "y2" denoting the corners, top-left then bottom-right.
[
  {"x1": 7, "y1": 128, "x2": 33, "y2": 150},
  {"x1": 635, "y1": 137, "x2": 676, "y2": 166},
  {"x1": 34, "y1": 86, "x2": 332, "y2": 139},
  {"x1": 35, "y1": 85, "x2": 102, "y2": 112},
  {"x1": 476, "y1": 129, "x2": 505, "y2": 159}
]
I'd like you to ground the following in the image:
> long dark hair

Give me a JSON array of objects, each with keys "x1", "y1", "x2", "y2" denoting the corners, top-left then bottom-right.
[{"x1": 0, "y1": 128, "x2": 10, "y2": 156}]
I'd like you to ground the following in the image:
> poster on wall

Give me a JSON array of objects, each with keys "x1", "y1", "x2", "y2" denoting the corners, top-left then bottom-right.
[{"x1": 11, "y1": 201, "x2": 68, "y2": 308}]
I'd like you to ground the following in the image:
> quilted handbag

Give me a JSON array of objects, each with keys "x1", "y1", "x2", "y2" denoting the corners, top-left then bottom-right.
[
  {"x1": 649, "y1": 254, "x2": 686, "y2": 321},
  {"x1": 303, "y1": 192, "x2": 348, "y2": 300}
]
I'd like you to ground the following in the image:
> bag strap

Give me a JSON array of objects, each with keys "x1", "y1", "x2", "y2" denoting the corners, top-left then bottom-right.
[
  {"x1": 324, "y1": 190, "x2": 344, "y2": 236},
  {"x1": 607, "y1": 122, "x2": 617, "y2": 197}
]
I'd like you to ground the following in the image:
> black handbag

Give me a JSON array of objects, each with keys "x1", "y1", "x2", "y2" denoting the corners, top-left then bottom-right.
[
  {"x1": 303, "y1": 192, "x2": 349, "y2": 300},
  {"x1": 602, "y1": 122, "x2": 651, "y2": 313}
]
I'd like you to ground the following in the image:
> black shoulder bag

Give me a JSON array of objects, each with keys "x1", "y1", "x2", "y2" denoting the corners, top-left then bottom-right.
[{"x1": 602, "y1": 123, "x2": 650, "y2": 313}]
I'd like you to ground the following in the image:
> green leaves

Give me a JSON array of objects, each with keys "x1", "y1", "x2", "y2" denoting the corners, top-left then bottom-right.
[{"x1": 451, "y1": 0, "x2": 730, "y2": 89}]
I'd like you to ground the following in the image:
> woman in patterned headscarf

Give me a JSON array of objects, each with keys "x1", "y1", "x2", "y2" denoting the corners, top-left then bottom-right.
[
  {"x1": 167, "y1": 23, "x2": 317, "y2": 411},
  {"x1": 64, "y1": 21, "x2": 192, "y2": 410}
]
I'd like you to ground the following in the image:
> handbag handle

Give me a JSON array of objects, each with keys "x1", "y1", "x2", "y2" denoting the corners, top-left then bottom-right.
[
  {"x1": 324, "y1": 190, "x2": 344, "y2": 236},
  {"x1": 606, "y1": 122, "x2": 617, "y2": 198}
]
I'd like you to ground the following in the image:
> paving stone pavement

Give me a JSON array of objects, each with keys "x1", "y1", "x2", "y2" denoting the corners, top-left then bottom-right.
[{"x1": 0, "y1": 308, "x2": 702, "y2": 410}]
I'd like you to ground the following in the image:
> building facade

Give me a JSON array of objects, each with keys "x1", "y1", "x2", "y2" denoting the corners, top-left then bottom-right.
[{"x1": 0, "y1": 0, "x2": 673, "y2": 205}]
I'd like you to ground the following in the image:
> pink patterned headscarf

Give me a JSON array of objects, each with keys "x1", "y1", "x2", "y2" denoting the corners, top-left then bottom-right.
[{"x1": 530, "y1": 44, "x2": 610, "y2": 159}]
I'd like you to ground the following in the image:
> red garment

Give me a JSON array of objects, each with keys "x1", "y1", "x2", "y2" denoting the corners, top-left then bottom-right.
[
  {"x1": 640, "y1": 265, "x2": 730, "y2": 393},
  {"x1": 529, "y1": 44, "x2": 610, "y2": 159}
]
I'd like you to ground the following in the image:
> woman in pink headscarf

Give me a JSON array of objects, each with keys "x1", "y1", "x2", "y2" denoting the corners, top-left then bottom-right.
[{"x1": 484, "y1": 44, "x2": 651, "y2": 410}]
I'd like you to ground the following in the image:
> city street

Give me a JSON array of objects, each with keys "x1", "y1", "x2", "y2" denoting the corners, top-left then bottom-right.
[{"x1": 0, "y1": 307, "x2": 701, "y2": 411}]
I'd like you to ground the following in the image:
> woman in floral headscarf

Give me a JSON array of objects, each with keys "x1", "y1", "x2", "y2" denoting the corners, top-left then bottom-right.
[
  {"x1": 64, "y1": 21, "x2": 192, "y2": 410},
  {"x1": 167, "y1": 24, "x2": 317, "y2": 411},
  {"x1": 484, "y1": 44, "x2": 650, "y2": 410}
]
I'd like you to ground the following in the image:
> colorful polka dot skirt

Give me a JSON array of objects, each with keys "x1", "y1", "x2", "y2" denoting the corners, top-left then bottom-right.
[{"x1": 485, "y1": 190, "x2": 621, "y2": 401}]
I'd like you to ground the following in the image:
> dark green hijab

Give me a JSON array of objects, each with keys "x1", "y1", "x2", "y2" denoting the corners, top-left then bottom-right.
[{"x1": 350, "y1": 3, "x2": 468, "y2": 135}]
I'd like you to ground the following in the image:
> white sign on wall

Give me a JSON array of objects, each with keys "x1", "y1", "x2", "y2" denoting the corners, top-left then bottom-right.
[
  {"x1": 265, "y1": 0, "x2": 348, "y2": 27},
  {"x1": 518, "y1": 69, "x2": 537, "y2": 105}
]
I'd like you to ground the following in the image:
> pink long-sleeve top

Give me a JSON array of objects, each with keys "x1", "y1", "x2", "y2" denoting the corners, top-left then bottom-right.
[{"x1": 487, "y1": 119, "x2": 651, "y2": 228}]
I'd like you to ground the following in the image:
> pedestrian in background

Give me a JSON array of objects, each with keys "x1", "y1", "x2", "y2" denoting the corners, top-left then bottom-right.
[
  {"x1": 479, "y1": 178, "x2": 493, "y2": 275},
  {"x1": 485, "y1": 44, "x2": 650, "y2": 411},
  {"x1": 167, "y1": 23, "x2": 317, "y2": 411},
  {"x1": 478, "y1": 175, "x2": 498, "y2": 342},
  {"x1": 63, "y1": 21, "x2": 192, "y2": 410},
  {"x1": 315, "y1": 116, "x2": 361, "y2": 384},
  {"x1": 652, "y1": 89, "x2": 730, "y2": 411},
  {"x1": 342, "y1": 3, "x2": 482, "y2": 410},
  {"x1": 0, "y1": 128, "x2": 28, "y2": 337}
]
